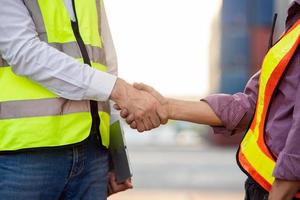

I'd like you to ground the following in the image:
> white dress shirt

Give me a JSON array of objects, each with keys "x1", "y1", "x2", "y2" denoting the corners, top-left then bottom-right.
[{"x1": 0, "y1": 0, "x2": 117, "y2": 101}]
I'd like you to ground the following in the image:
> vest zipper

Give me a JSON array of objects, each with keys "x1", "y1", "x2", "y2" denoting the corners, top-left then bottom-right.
[{"x1": 70, "y1": 0, "x2": 102, "y2": 143}]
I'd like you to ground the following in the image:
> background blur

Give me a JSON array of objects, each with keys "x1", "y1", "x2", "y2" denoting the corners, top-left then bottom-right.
[{"x1": 106, "y1": 0, "x2": 293, "y2": 199}]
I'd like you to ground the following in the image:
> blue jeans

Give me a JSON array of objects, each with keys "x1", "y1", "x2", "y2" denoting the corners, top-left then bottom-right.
[{"x1": 0, "y1": 133, "x2": 109, "y2": 200}]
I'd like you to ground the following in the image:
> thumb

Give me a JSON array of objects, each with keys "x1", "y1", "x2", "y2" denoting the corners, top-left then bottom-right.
[
  {"x1": 134, "y1": 83, "x2": 165, "y2": 104},
  {"x1": 133, "y1": 82, "x2": 149, "y2": 91},
  {"x1": 125, "y1": 179, "x2": 133, "y2": 188},
  {"x1": 133, "y1": 83, "x2": 157, "y2": 96},
  {"x1": 113, "y1": 104, "x2": 122, "y2": 111}
]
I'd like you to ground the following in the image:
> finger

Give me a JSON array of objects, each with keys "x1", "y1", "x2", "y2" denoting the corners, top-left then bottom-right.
[
  {"x1": 116, "y1": 183, "x2": 129, "y2": 192},
  {"x1": 130, "y1": 121, "x2": 137, "y2": 129},
  {"x1": 133, "y1": 83, "x2": 157, "y2": 97},
  {"x1": 113, "y1": 104, "x2": 121, "y2": 110},
  {"x1": 109, "y1": 179, "x2": 129, "y2": 193},
  {"x1": 108, "y1": 172, "x2": 131, "y2": 194},
  {"x1": 142, "y1": 117, "x2": 153, "y2": 131},
  {"x1": 109, "y1": 173, "x2": 122, "y2": 192},
  {"x1": 149, "y1": 114, "x2": 160, "y2": 128},
  {"x1": 136, "y1": 119, "x2": 146, "y2": 132},
  {"x1": 120, "y1": 179, "x2": 133, "y2": 190},
  {"x1": 133, "y1": 82, "x2": 151, "y2": 92},
  {"x1": 133, "y1": 83, "x2": 164, "y2": 103},
  {"x1": 125, "y1": 179, "x2": 133, "y2": 188},
  {"x1": 120, "y1": 109, "x2": 129, "y2": 118},
  {"x1": 107, "y1": 183, "x2": 113, "y2": 196},
  {"x1": 132, "y1": 82, "x2": 143, "y2": 90},
  {"x1": 126, "y1": 114, "x2": 135, "y2": 124},
  {"x1": 157, "y1": 106, "x2": 168, "y2": 125},
  {"x1": 107, "y1": 172, "x2": 114, "y2": 196}
]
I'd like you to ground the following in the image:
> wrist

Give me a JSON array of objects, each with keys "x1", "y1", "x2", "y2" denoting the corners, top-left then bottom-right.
[
  {"x1": 110, "y1": 78, "x2": 127, "y2": 103},
  {"x1": 166, "y1": 98, "x2": 175, "y2": 120},
  {"x1": 269, "y1": 179, "x2": 300, "y2": 200}
]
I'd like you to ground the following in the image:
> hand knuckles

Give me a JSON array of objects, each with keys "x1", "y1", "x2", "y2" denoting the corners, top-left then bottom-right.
[
  {"x1": 138, "y1": 129, "x2": 144, "y2": 133},
  {"x1": 130, "y1": 124, "x2": 136, "y2": 129},
  {"x1": 135, "y1": 114, "x2": 141, "y2": 120}
]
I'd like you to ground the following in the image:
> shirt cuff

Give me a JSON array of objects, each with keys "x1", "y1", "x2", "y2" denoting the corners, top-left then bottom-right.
[
  {"x1": 273, "y1": 151, "x2": 300, "y2": 181},
  {"x1": 85, "y1": 69, "x2": 117, "y2": 101},
  {"x1": 202, "y1": 93, "x2": 248, "y2": 136}
]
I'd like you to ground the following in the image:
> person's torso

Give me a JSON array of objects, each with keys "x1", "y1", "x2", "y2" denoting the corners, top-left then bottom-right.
[
  {"x1": 0, "y1": 0, "x2": 111, "y2": 151},
  {"x1": 265, "y1": 2, "x2": 300, "y2": 156}
]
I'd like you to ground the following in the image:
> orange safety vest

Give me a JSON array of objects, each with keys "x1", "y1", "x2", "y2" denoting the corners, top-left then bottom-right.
[{"x1": 237, "y1": 19, "x2": 300, "y2": 198}]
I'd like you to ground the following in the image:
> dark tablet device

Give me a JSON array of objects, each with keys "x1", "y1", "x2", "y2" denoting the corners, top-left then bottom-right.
[{"x1": 109, "y1": 120, "x2": 132, "y2": 183}]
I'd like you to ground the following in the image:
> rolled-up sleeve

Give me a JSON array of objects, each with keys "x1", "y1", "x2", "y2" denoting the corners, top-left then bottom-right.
[
  {"x1": 203, "y1": 71, "x2": 260, "y2": 136},
  {"x1": 273, "y1": 81, "x2": 300, "y2": 180}
]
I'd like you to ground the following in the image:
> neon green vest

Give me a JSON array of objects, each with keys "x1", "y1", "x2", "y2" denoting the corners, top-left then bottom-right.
[{"x1": 0, "y1": 0, "x2": 111, "y2": 151}]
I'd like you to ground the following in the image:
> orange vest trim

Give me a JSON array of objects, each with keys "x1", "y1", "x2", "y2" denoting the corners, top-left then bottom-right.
[{"x1": 237, "y1": 18, "x2": 300, "y2": 199}]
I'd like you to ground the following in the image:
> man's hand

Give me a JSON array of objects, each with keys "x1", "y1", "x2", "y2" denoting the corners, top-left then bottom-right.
[
  {"x1": 117, "y1": 83, "x2": 169, "y2": 129},
  {"x1": 107, "y1": 172, "x2": 133, "y2": 196},
  {"x1": 133, "y1": 83, "x2": 169, "y2": 110},
  {"x1": 269, "y1": 179, "x2": 300, "y2": 200},
  {"x1": 110, "y1": 79, "x2": 167, "y2": 132}
]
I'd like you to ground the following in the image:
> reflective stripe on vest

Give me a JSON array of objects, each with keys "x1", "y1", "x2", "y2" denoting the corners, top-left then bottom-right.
[
  {"x1": 0, "y1": 0, "x2": 111, "y2": 151},
  {"x1": 237, "y1": 19, "x2": 300, "y2": 198}
]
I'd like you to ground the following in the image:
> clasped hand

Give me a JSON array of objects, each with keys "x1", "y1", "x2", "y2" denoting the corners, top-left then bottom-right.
[{"x1": 111, "y1": 79, "x2": 168, "y2": 132}]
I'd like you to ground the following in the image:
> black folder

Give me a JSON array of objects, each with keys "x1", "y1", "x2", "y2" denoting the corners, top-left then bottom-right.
[{"x1": 109, "y1": 120, "x2": 132, "y2": 183}]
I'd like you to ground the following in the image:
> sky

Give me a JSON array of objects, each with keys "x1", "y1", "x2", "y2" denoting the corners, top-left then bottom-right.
[{"x1": 105, "y1": 0, "x2": 222, "y2": 98}]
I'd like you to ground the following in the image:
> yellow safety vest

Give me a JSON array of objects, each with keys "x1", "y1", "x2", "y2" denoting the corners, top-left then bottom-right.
[
  {"x1": 237, "y1": 19, "x2": 300, "y2": 198},
  {"x1": 0, "y1": 0, "x2": 111, "y2": 151}
]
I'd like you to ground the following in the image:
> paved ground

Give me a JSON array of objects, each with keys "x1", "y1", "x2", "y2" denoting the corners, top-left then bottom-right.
[
  {"x1": 110, "y1": 190, "x2": 244, "y2": 200},
  {"x1": 125, "y1": 145, "x2": 246, "y2": 190},
  {"x1": 110, "y1": 122, "x2": 247, "y2": 199},
  {"x1": 108, "y1": 144, "x2": 246, "y2": 199}
]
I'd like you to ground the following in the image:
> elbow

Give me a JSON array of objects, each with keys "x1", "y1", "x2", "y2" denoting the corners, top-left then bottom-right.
[{"x1": 5, "y1": 37, "x2": 41, "y2": 77}]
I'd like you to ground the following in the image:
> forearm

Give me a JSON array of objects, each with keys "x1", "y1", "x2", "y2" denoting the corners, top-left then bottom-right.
[
  {"x1": 269, "y1": 179, "x2": 300, "y2": 200},
  {"x1": 167, "y1": 98, "x2": 223, "y2": 126}
]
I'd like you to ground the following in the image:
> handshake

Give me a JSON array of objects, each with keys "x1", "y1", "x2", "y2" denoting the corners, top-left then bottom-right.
[
  {"x1": 108, "y1": 78, "x2": 223, "y2": 195},
  {"x1": 110, "y1": 78, "x2": 169, "y2": 132}
]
